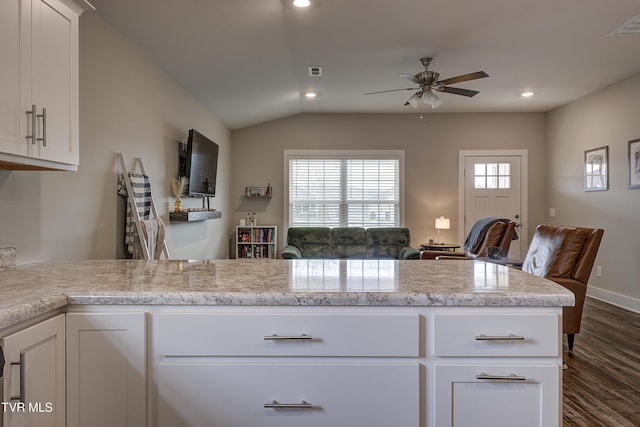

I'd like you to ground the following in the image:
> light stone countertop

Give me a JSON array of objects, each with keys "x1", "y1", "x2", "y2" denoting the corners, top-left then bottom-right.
[{"x1": 0, "y1": 258, "x2": 574, "y2": 330}]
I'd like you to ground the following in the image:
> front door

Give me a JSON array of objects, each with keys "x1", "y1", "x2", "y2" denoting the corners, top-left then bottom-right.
[{"x1": 460, "y1": 152, "x2": 527, "y2": 258}]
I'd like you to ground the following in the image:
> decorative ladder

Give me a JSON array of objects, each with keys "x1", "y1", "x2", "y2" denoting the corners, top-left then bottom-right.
[{"x1": 116, "y1": 152, "x2": 170, "y2": 260}]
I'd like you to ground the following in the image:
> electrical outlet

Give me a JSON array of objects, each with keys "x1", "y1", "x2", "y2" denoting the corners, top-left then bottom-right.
[
  {"x1": 596, "y1": 266, "x2": 602, "y2": 277},
  {"x1": 549, "y1": 208, "x2": 556, "y2": 218}
]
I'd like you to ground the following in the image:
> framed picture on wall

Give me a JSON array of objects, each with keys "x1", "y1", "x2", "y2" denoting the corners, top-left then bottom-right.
[
  {"x1": 584, "y1": 146, "x2": 608, "y2": 192},
  {"x1": 629, "y1": 139, "x2": 640, "y2": 189}
]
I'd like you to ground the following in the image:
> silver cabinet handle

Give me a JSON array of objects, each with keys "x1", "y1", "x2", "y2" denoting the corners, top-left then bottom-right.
[
  {"x1": 37, "y1": 107, "x2": 46, "y2": 147},
  {"x1": 475, "y1": 334, "x2": 525, "y2": 341},
  {"x1": 263, "y1": 334, "x2": 312, "y2": 341},
  {"x1": 10, "y1": 352, "x2": 26, "y2": 402},
  {"x1": 476, "y1": 372, "x2": 526, "y2": 381},
  {"x1": 264, "y1": 400, "x2": 313, "y2": 409},
  {"x1": 26, "y1": 105, "x2": 37, "y2": 144}
]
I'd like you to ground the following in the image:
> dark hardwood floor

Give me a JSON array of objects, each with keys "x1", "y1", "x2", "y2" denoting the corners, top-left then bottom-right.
[{"x1": 563, "y1": 297, "x2": 640, "y2": 426}]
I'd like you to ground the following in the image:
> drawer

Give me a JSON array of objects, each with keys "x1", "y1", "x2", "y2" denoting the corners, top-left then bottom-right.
[
  {"x1": 433, "y1": 313, "x2": 560, "y2": 357},
  {"x1": 157, "y1": 313, "x2": 419, "y2": 357},
  {"x1": 158, "y1": 363, "x2": 419, "y2": 427},
  {"x1": 434, "y1": 364, "x2": 560, "y2": 427}
]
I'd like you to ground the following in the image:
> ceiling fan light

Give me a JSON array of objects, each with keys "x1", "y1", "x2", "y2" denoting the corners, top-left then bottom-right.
[
  {"x1": 422, "y1": 90, "x2": 442, "y2": 109},
  {"x1": 407, "y1": 92, "x2": 421, "y2": 108}
]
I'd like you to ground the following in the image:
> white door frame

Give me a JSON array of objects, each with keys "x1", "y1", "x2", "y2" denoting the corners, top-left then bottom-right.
[{"x1": 458, "y1": 149, "x2": 529, "y2": 259}]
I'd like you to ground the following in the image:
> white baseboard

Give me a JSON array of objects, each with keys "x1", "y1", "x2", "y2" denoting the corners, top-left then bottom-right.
[{"x1": 587, "y1": 286, "x2": 640, "y2": 314}]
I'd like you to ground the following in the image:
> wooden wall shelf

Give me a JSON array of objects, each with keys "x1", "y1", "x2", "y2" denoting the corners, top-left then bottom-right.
[
  {"x1": 244, "y1": 186, "x2": 272, "y2": 198},
  {"x1": 169, "y1": 210, "x2": 222, "y2": 222}
]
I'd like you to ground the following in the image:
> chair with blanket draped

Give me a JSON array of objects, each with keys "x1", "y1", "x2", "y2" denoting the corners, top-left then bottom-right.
[
  {"x1": 521, "y1": 224, "x2": 604, "y2": 350},
  {"x1": 420, "y1": 217, "x2": 517, "y2": 260}
]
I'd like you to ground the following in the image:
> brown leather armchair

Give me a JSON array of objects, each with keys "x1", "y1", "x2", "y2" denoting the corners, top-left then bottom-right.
[
  {"x1": 420, "y1": 218, "x2": 517, "y2": 260},
  {"x1": 521, "y1": 224, "x2": 604, "y2": 350}
]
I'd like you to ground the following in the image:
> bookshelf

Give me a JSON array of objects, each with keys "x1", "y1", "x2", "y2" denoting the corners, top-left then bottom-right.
[{"x1": 235, "y1": 226, "x2": 277, "y2": 259}]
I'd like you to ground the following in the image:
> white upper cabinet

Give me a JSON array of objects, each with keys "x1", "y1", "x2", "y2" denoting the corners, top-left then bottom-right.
[{"x1": 0, "y1": 0, "x2": 80, "y2": 171}]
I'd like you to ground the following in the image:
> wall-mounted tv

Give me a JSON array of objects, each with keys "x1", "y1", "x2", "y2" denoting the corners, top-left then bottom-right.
[{"x1": 179, "y1": 129, "x2": 219, "y2": 197}]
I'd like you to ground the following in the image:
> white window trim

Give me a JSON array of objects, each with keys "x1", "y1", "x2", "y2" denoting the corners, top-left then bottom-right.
[{"x1": 284, "y1": 149, "x2": 406, "y2": 232}]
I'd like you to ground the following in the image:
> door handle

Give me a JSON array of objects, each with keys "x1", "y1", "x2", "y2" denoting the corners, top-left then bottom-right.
[
  {"x1": 26, "y1": 105, "x2": 37, "y2": 144},
  {"x1": 10, "y1": 352, "x2": 26, "y2": 402},
  {"x1": 37, "y1": 107, "x2": 47, "y2": 147},
  {"x1": 513, "y1": 214, "x2": 522, "y2": 228}
]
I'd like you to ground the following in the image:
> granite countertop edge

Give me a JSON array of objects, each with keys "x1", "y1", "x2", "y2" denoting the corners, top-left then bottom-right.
[{"x1": 0, "y1": 259, "x2": 575, "y2": 331}]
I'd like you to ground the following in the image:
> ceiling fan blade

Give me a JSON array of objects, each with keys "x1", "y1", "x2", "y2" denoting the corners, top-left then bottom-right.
[
  {"x1": 437, "y1": 86, "x2": 480, "y2": 97},
  {"x1": 438, "y1": 71, "x2": 489, "y2": 86},
  {"x1": 364, "y1": 87, "x2": 417, "y2": 95},
  {"x1": 397, "y1": 73, "x2": 421, "y2": 85}
]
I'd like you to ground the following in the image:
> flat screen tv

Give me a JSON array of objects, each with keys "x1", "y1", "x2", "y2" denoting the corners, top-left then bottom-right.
[{"x1": 179, "y1": 129, "x2": 219, "y2": 197}]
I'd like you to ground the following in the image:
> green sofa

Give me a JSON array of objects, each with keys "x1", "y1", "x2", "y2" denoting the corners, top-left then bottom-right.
[{"x1": 281, "y1": 227, "x2": 420, "y2": 260}]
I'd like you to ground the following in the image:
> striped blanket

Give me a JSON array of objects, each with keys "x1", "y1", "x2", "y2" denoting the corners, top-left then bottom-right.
[{"x1": 118, "y1": 173, "x2": 151, "y2": 254}]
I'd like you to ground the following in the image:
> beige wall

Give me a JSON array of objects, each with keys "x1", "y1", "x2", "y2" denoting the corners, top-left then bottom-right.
[
  {"x1": 0, "y1": 12, "x2": 231, "y2": 264},
  {"x1": 547, "y1": 73, "x2": 640, "y2": 311},
  {"x1": 231, "y1": 112, "x2": 547, "y2": 255}
]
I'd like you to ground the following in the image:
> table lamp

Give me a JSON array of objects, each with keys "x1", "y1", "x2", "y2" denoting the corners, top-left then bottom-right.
[{"x1": 435, "y1": 216, "x2": 450, "y2": 244}]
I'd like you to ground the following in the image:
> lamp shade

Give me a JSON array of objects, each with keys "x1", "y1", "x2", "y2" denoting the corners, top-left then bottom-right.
[
  {"x1": 435, "y1": 216, "x2": 450, "y2": 230},
  {"x1": 407, "y1": 92, "x2": 421, "y2": 108},
  {"x1": 422, "y1": 89, "x2": 442, "y2": 109}
]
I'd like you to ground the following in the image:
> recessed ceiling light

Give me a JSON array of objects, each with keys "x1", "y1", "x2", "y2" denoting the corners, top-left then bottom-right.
[
  {"x1": 293, "y1": 0, "x2": 311, "y2": 7},
  {"x1": 521, "y1": 91, "x2": 534, "y2": 97},
  {"x1": 305, "y1": 92, "x2": 317, "y2": 98}
]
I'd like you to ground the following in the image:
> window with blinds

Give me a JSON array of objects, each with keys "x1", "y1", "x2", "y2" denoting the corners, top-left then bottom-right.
[{"x1": 287, "y1": 154, "x2": 401, "y2": 228}]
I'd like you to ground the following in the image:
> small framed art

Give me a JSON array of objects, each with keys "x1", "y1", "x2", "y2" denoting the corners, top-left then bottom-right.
[
  {"x1": 629, "y1": 139, "x2": 640, "y2": 189},
  {"x1": 584, "y1": 146, "x2": 608, "y2": 192}
]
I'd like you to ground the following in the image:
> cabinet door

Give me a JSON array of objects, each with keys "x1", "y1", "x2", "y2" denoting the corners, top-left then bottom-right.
[
  {"x1": 434, "y1": 364, "x2": 561, "y2": 427},
  {"x1": 158, "y1": 363, "x2": 419, "y2": 427},
  {"x1": 1, "y1": 314, "x2": 65, "y2": 427},
  {"x1": 0, "y1": 0, "x2": 30, "y2": 159},
  {"x1": 31, "y1": 0, "x2": 78, "y2": 166},
  {"x1": 66, "y1": 313, "x2": 146, "y2": 427}
]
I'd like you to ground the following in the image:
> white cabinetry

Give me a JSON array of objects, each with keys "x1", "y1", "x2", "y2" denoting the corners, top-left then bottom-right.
[
  {"x1": 431, "y1": 311, "x2": 562, "y2": 427},
  {"x1": 66, "y1": 312, "x2": 147, "y2": 427},
  {"x1": 156, "y1": 309, "x2": 421, "y2": 427},
  {"x1": 0, "y1": 0, "x2": 79, "y2": 171},
  {"x1": 1, "y1": 314, "x2": 65, "y2": 427}
]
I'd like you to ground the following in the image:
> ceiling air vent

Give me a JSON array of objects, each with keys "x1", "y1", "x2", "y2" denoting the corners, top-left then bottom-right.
[
  {"x1": 608, "y1": 13, "x2": 640, "y2": 35},
  {"x1": 308, "y1": 66, "x2": 323, "y2": 77}
]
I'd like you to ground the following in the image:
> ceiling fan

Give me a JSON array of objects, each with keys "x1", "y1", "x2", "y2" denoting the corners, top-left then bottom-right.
[{"x1": 364, "y1": 57, "x2": 489, "y2": 109}]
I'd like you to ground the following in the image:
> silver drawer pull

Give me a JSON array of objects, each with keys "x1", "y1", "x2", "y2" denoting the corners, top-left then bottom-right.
[
  {"x1": 264, "y1": 400, "x2": 313, "y2": 409},
  {"x1": 263, "y1": 334, "x2": 312, "y2": 341},
  {"x1": 26, "y1": 105, "x2": 37, "y2": 144},
  {"x1": 476, "y1": 372, "x2": 526, "y2": 381},
  {"x1": 475, "y1": 333, "x2": 525, "y2": 341},
  {"x1": 37, "y1": 107, "x2": 46, "y2": 147}
]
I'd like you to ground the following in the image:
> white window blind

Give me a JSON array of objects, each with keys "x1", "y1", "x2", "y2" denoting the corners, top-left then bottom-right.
[{"x1": 288, "y1": 154, "x2": 401, "y2": 228}]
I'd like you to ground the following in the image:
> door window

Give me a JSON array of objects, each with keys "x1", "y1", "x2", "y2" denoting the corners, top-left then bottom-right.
[{"x1": 474, "y1": 163, "x2": 511, "y2": 189}]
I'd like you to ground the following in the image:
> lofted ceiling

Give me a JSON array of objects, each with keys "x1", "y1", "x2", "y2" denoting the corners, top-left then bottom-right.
[{"x1": 89, "y1": 0, "x2": 640, "y2": 130}]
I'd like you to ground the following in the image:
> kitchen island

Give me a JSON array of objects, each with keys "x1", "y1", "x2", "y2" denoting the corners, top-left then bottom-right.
[{"x1": 0, "y1": 259, "x2": 573, "y2": 427}]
